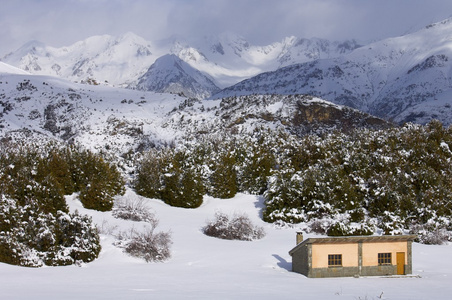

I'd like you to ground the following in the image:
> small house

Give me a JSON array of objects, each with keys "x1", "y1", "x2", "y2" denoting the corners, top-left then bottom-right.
[{"x1": 289, "y1": 233, "x2": 416, "y2": 278}]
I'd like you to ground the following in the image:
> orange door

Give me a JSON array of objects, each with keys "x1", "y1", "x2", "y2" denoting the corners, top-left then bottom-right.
[{"x1": 396, "y1": 252, "x2": 405, "y2": 275}]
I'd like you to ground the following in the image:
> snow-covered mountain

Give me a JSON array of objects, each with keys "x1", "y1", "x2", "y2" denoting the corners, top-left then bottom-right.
[
  {"x1": 170, "y1": 33, "x2": 361, "y2": 87},
  {"x1": 133, "y1": 54, "x2": 220, "y2": 99},
  {"x1": 1, "y1": 33, "x2": 157, "y2": 87},
  {"x1": 1, "y1": 32, "x2": 360, "y2": 94},
  {"x1": 5, "y1": 18, "x2": 452, "y2": 125},
  {"x1": 213, "y1": 18, "x2": 452, "y2": 126}
]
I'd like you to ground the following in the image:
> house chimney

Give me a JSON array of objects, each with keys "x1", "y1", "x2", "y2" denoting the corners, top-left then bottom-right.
[{"x1": 296, "y1": 232, "x2": 304, "y2": 245}]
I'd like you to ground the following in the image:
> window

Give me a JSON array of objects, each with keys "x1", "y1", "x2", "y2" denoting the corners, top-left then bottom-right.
[
  {"x1": 328, "y1": 254, "x2": 342, "y2": 267},
  {"x1": 378, "y1": 253, "x2": 392, "y2": 265}
]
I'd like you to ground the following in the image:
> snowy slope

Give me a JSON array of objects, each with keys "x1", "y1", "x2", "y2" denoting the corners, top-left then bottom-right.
[
  {"x1": 0, "y1": 71, "x2": 189, "y2": 157},
  {"x1": 213, "y1": 18, "x2": 452, "y2": 125},
  {"x1": 134, "y1": 54, "x2": 220, "y2": 99},
  {"x1": 0, "y1": 189, "x2": 450, "y2": 299}
]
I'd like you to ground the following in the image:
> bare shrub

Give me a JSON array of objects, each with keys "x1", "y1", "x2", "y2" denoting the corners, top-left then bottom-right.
[
  {"x1": 113, "y1": 209, "x2": 172, "y2": 262},
  {"x1": 112, "y1": 197, "x2": 155, "y2": 223},
  {"x1": 203, "y1": 211, "x2": 266, "y2": 241},
  {"x1": 411, "y1": 224, "x2": 452, "y2": 245},
  {"x1": 114, "y1": 222, "x2": 172, "y2": 262},
  {"x1": 124, "y1": 228, "x2": 172, "y2": 262}
]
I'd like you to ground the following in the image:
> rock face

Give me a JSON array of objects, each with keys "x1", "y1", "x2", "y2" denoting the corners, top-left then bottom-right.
[
  {"x1": 213, "y1": 95, "x2": 393, "y2": 137},
  {"x1": 291, "y1": 97, "x2": 392, "y2": 135}
]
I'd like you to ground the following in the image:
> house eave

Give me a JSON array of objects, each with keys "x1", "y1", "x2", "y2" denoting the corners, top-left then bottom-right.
[{"x1": 289, "y1": 235, "x2": 417, "y2": 256}]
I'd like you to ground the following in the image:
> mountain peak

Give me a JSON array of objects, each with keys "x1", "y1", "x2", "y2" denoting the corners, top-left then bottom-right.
[
  {"x1": 135, "y1": 54, "x2": 220, "y2": 99},
  {"x1": 151, "y1": 54, "x2": 182, "y2": 68}
]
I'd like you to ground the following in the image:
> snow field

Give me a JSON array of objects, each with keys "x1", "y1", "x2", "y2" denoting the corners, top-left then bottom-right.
[{"x1": 0, "y1": 189, "x2": 451, "y2": 299}]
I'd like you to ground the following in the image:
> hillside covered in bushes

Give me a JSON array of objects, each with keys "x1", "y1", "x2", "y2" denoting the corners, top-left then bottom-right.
[{"x1": 135, "y1": 120, "x2": 452, "y2": 244}]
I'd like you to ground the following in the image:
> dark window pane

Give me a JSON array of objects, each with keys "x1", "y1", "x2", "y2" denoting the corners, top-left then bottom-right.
[
  {"x1": 378, "y1": 253, "x2": 391, "y2": 265},
  {"x1": 328, "y1": 254, "x2": 342, "y2": 266}
]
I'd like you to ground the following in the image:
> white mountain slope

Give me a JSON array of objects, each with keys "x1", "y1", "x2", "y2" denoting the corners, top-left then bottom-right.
[
  {"x1": 213, "y1": 18, "x2": 452, "y2": 126},
  {"x1": 134, "y1": 54, "x2": 220, "y2": 99}
]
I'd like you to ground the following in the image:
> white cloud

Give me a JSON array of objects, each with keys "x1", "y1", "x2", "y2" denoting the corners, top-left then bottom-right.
[{"x1": 1, "y1": 0, "x2": 452, "y2": 56}]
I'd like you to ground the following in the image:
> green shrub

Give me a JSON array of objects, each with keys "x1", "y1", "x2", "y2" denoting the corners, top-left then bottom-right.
[{"x1": 0, "y1": 195, "x2": 101, "y2": 267}]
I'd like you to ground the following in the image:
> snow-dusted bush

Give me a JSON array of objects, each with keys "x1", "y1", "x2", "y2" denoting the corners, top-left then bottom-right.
[
  {"x1": 0, "y1": 195, "x2": 101, "y2": 267},
  {"x1": 376, "y1": 212, "x2": 406, "y2": 235},
  {"x1": 73, "y1": 147, "x2": 125, "y2": 211},
  {"x1": 113, "y1": 197, "x2": 155, "y2": 223},
  {"x1": 0, "y1": 142, "x2": 123, "y2": 266},
  {"x1": 134, "y1": 148, "x2": 204, "y2": 208},
  {"x1": 410, "y1": 221, "x2": 452, "y2": 245},
  {"x1": 415, "y1": 227, "x2": 451, "y2": 245},
  {"x1": 326, "y1": 221, "x2": 374, "y2": 237},
  {"x1": 203, "y1": 211, "x2": 266, "y2": 241}
]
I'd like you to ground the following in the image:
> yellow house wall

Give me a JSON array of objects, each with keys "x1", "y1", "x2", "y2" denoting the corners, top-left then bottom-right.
[
  {"x1": 362, "y1": 241, "x2": 407, "y2": 266},
  {"x1": 312, "y1": 243, "x2": 358, "y2": 268}
]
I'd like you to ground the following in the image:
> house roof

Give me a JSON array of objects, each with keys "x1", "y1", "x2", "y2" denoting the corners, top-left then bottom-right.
[{"x1": 289, "y1": 235, "x2": 417, "y2": 256}]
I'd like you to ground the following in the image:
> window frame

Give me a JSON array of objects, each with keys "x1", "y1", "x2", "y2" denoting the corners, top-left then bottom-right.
[
  {"x1": 328, "y1": 254, "x2": 342, "y2": 267},
  {"x1": 378, "y1": 252, "x2": 392, "y2": 265}
]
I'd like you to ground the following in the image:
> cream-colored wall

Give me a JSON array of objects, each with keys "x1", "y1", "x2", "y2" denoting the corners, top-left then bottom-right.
[
  {"x1": 312, "y1": 243, "x2": 358, "y2": 268},
  {"x1": 362, "y1": 241, "x2": 407, "y2": 266}
]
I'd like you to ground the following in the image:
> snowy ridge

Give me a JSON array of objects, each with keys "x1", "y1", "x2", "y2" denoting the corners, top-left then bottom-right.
[
  {"x1": 0, "y1": 61, "x2": 30, "y2": 75},
  {"x1": 213, "y1": 18, "x2": 452, "y2": 125}
]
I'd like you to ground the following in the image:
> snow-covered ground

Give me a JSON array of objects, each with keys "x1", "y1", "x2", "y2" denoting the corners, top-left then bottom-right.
[{"x1": 0, "y1": 189, "x2": 450, "y2": 300}]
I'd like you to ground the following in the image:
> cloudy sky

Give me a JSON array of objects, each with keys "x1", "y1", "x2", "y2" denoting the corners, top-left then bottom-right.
[{"x1": 1, "y1": 0, "x2": 452, "y2": 57}]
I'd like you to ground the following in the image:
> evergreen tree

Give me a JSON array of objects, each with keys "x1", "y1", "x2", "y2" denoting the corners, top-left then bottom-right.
[{"x1": 208, "y1": 152, "x2": 237, "y2": 199}]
